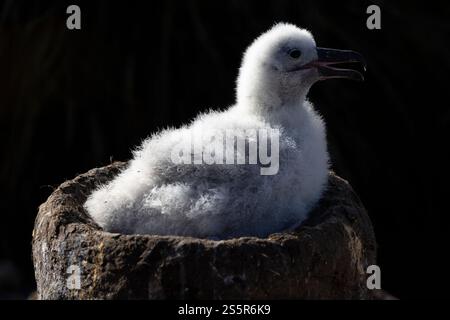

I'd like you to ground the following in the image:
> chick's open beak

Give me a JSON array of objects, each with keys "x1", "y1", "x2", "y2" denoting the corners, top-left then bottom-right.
[{"x1": 313, "y1": 47, "x2": 366, "y2": 81}]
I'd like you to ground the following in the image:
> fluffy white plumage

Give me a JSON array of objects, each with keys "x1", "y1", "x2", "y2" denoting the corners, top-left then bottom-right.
[{"x1": 85, "y1": 23, "x2": 330, "y2": 239}]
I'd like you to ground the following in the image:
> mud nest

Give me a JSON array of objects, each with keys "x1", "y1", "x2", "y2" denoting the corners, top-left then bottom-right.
[{"x1": 32, "y1": 162, "x2": 378, "y2": 299}]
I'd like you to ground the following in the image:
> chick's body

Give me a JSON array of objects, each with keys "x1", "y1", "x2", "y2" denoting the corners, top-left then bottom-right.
[{"x1": 85, "y1": 23, "x2": 332, "y2": 238}]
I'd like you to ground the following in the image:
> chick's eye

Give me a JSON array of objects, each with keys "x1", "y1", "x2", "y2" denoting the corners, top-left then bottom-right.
[{"x1": 289, "y1": 49, "x2": 302, "y2": 59}]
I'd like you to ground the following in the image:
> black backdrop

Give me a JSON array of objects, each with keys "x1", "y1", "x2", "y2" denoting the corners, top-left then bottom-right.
[{"x1": 0, "y1": 0, "x2": 449, "y2": 299}]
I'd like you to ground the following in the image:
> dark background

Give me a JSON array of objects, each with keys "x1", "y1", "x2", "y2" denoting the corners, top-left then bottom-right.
[{"x1": 0, "y1": 0, "x2": 449, "y2": 299}]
